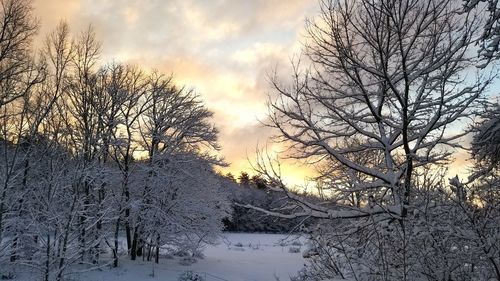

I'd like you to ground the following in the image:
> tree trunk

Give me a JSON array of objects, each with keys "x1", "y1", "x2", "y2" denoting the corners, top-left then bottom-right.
[
  {"x1": 113, "y1": 217, "x2": 120, "y2": 267},
  {"x1": 155, "y1": 234, "x2": 160, "y2": 264},
  {"x1": 44, "y1": 234, "x2": 51, "y2": 281},
  {"x1": 131, "y1": 226, "x2": 139, "y2": 260},
  {"x1": 58, "y1": 196, "x2": 77, "y2": 281}
]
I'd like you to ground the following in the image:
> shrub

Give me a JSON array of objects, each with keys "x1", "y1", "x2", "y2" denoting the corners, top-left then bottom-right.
[{"x1": 178, "y1": 271, "x2": 205, "y2": 281}]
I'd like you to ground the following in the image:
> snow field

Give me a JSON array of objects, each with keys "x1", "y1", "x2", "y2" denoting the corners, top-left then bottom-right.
[{"x1": 10, "y1": 233, "x2": 307, "y2": 281}]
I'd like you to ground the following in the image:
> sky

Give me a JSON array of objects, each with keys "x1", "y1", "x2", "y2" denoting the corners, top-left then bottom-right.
[
  {"x1": 31, "y1": 0, "x2": 476, "y2": 186},
  {"x1": 32, "y1": 0, "x2": 320, "y2": 185}
]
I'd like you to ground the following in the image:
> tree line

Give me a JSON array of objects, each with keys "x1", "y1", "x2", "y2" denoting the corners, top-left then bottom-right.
[{"x1": 0, "y1": 0, "x2": 229, "y2": 280}]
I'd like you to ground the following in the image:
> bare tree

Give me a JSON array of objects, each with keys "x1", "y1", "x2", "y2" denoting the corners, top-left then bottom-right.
[
  {"x1": 248, "y1": 0, "x2": 494, "y2": 279},
  {"x1": 103, "y1": 63, "x2": 148, "y2": 266},
  {"x1": 464, "y1": 0, "x2": 500, "y2": 64},
  {"x1": 0, "y1": 0, "x2": 39, "y2": 106},
  {"x1": 62, "y1": 25, "x2": 103, "y2": 263},
  {"x1": 0, "y1": 5, "x2": 229, "y2": 277},
  {"x1": 140, "y1": 72, "x2": 219, "y2": 160},
  {"x1": 0, "y1": 0, "x2": 43, "y2": 259},
  {"x1": 265, "y1": 0, "x2": 488, "y2": 219},
  {"x1": 128, "y1": 72, "x2": 221, "y2": 260},
  {"x1": 7, "y1": 20, "x2": 72, "y2": 263}
]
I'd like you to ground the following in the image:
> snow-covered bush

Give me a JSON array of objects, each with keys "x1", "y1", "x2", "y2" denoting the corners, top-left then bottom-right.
[
  {"x1": 178, "y1": 271, "x2": 205, "y2": 281},
  {"x1": 0, "y1": 272, "x2": 15, "y2": 280},
  {"x1": 294, "y1": 167, "x2": 500, "y2": 281}
]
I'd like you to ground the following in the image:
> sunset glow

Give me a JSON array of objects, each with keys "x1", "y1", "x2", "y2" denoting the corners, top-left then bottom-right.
[
  {"x1": 31, "y1": 0, "x2": 321, "y2": 183},
  {"x1": 32, "y1": 0, "x2": 472, "y2": 185}
]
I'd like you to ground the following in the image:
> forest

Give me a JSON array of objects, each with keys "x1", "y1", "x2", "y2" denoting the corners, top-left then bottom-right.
[{"x1": 0, "y1": 0, "x2": 499, "y2": 280}]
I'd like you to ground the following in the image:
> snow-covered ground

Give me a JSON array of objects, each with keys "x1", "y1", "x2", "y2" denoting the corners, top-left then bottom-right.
[{"x1": 11, "y1": 233, "x2": 306, "y2": 281}]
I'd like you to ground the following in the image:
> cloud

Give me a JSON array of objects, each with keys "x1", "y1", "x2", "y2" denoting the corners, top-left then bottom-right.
[
  {"x1": 31, "y1": 0, "x2": 316, "y2": 181},
  {"x1": 32, "y1": 0, "x2": 81, "y2": 40},
  {"x1": 31, "y1": 0, "x2": 474, "y2": 187}
]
